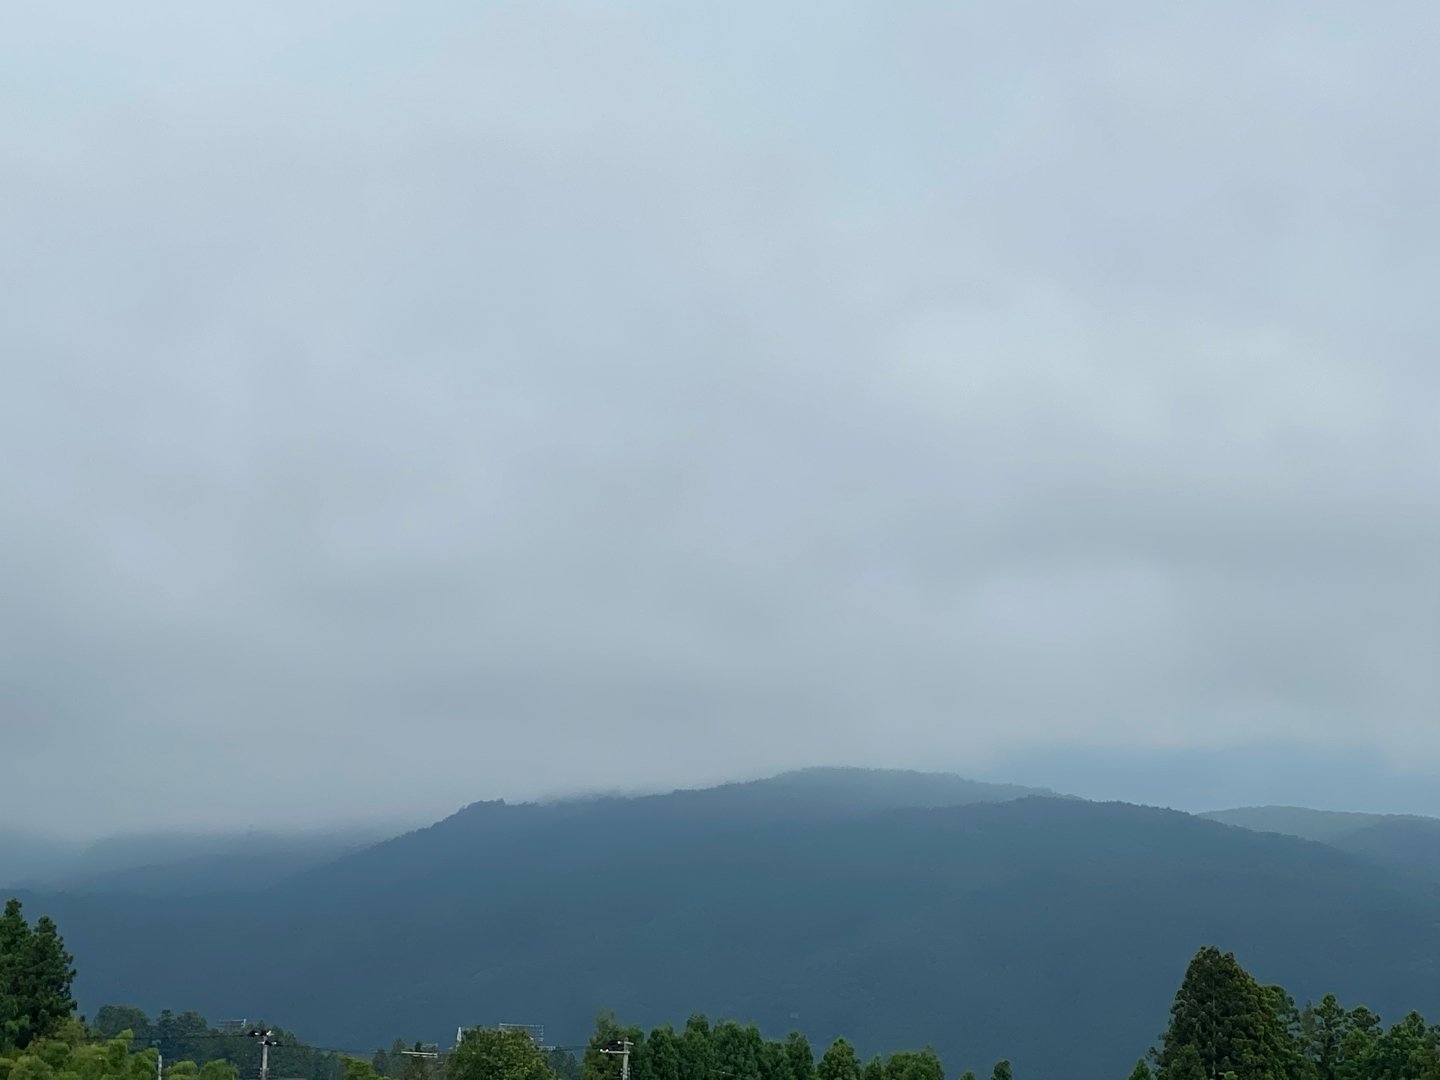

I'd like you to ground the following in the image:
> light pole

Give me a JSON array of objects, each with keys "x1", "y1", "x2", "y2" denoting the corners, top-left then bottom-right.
[
  {"x1": 599, "y1": 1039, "x2": 633, "y2": 1080},
  {"x1": 247, "y1": 1027, "x2": 280, "y2": 1080}
]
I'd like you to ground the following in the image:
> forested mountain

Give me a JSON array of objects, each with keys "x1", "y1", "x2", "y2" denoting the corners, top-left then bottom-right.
[
  {"x1": 16, "y1": 770, "x2": 1440, "y2": 1080},
  {"x1": 1203, "y1": 807, "x2": 1440, "y2": 883}
]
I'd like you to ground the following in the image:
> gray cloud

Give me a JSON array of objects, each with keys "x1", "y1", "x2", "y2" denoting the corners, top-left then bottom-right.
[{"x1": 3, "y1": 2, "x2": 1437, "y2": 835}]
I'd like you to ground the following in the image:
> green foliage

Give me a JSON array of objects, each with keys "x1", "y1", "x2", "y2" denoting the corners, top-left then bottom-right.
[
  {"x1": 817, "y1": 1041, "x2": 860, "y2": 1080},
  {"x1": 581, "y1": 1014, "x2": 641, "y2": 1080},
  {"x1": 24, "y1": 860, "x2": 1440, "y2": 1080},
  {"x1": 0, "y1": 902, "x2": 77, "y2": 1052},
  {"x1": 196, "y1": 1061, "x2": 235, "y2": 1080},
  {"x1": 678, "y1": 1017, "x2": 713, "y2": 1080},
  {"x1": 1162, "y1": 1046, "x2": 1205, "y2": 1080},
  {"x1": 882, "y1": 1050, "x2": 941, "y2": 1080},
  {"x1": 783, "y1": 1034, "x2": 814, "y2": 1080},
  {"x1": 447, "y1": 1029, "x2": 553, "y2": 1080},
  {"x1": 547, "y1": 1051, "x2": 581, "y2": 1080},
  {"x1": 639, "y1": 1027, "x2": 679, "y2": 1080},
  {"x1": 1156, "y1": 947, "x2": 1307, "y2": 1080},
  {"x1": 0, "y1": 1035, "x2": 187, "y2": 1080},
  {"x1": 758, "y1": 1040, "x2": 787, "y2": 1080},
  {"x1": 90, "y1": 1014, "x2": 148, "y2": 1046},
  {"x1": 345, "y1": 1060, "x2": 383, "y2": 1080},
  {"x1": 1302, "y1": 995, "x2": 1350, "y2": 1080},
  {"x1": 712, "y1": 1022, "x2": 763, "y2": 1080},
  {"x1": 79, "y1": 1005, "x2": 337, "y2": 1080}
]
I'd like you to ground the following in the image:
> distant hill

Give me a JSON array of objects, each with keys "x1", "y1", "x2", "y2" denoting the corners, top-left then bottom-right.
[
  {"x1": 1203, "y1": 805, "x2": 1440, "y2": 883},
  {"x1": 2, "y1": 826, "x2": 391, "y2": 893},
  {"x1": 16, "y1": 770, "x2": 1440, "y2": 1080},
  {"x1": 0, "y1": 830, "x2": 80, "y2": 888},
  {"x1": 1336, "y1": 818, "x2": 1440, "y2": 884},
  {"x1": 1201, "y1": 805, "x2": 1411, "y2": 842},
  {"x1": 977, "y1": 743, "x2": 1440, "y2": 819}
]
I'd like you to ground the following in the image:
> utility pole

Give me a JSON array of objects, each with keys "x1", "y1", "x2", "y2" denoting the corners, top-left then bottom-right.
[
  {"x1": 157, "y1": 1050, "x2": 163, "y2": 1080},
  {"x1": 248, "y1": 1027, "x2": 279, "y2": 1080},
  {"x1": 401, "y1": 1045, "x2": 440, "y2": 1079},
  {"x1": 600, "y1": 1039, "x2": 632, "y2": 1080}
]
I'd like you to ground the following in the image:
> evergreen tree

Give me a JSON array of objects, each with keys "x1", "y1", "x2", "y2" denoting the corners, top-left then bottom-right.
[
  {"x1": 1372, "y1": 1013, "x2": 1439, "y2": 1080},
  {"x1": 1262, "y1": 986, "x2": 1313, "y2": 1080},
  {"x1": 784, "y1": 1034, "x2": 815, "y2": 1080},
  {"x1": 1164, "y1": 1047, "x2": 1205, "y2": 1080},
  {"x1": 1128, "y1": 1059, "x2": 1152, "y2": 1080},
  {"x1": 1336, "y1": 1006, "x2": 1383, "y2": 1080},
  {"x1": 862, "y1": 1057, "x2": 885, "y2": 1080},
  {"x1": 678, "y1": 1016, "x2": 713, "y2": 1080},
  {"x1": 990, "y1": 1061, "x2": 1012, "y2": 1080},
  {"x1": 1302, "y1": 995, "x2": 1349, "y2": 1080},
  {"x1": 711, "y1": 1022, "x2": 763, "y2": 1080},
  {"x1": 760, "y1": 1040, "x2": 791, "y2": 1080},
  {"x1": 885, "y1": 1050, "x2": 942, "y2": 1080},
  {"x1": 644, "y1": 1027, "x2": 681, "y2": 1080},
  {"x1": 0, "y1": 901, "x2": 76, "y2": 1051},
  {"x1": 817, "y1": 1040, "x2": 861, "y2": 1080},
  {"x1": 0, "y1": 899, "x2": 32, "y2": 1051},
  {"x1": 1157, "y1": 947, "x2": 1305, "y2": 1080}
]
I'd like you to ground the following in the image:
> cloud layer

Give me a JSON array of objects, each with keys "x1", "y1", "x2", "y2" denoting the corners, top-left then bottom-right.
[{"x1": 3, "y1": 2, "x2": 1437, "y2": 834}]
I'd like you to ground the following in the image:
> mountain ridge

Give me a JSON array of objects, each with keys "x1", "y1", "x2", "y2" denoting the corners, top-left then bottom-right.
[{"x1": 14, "y1": 770, "x2": 1440, "y2": 1080}]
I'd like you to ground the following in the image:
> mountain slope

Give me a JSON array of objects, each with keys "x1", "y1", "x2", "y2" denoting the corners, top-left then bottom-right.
[
  {"x1": 19, "y1": 774, "x2": 1440, "y2": 1080},
  {"x1": 1200, "y1": 806, "x2": 1411, "y2": 842},
  {"x1": 1203, "y1": 806, "x2": 1440, "y2": 882},
  {"x1": 0, "y1": 830, "x2": 80, "y2": 887},
  {"x1": 3, "y1": 827, "x2": 392, "y2": 894},
  {"x1": 270, "y1": 768, "x2": 1053, "y2": 900}
]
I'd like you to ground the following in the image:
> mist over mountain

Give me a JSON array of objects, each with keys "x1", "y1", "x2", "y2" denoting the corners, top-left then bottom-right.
[
  {"x1": 975, "y1": 743, "x2": 1440, "y2": 818},
  {"x1": 0, "y1": 832, "x2": 78, "y2": 890},
  {"x1": 0, "y1": 826, "x2": 393, "y2": 894}
]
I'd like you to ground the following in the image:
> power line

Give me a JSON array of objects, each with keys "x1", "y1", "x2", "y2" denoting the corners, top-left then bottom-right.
[{"x1": 124, "y1": 1033, "x2": 599, "y2": 1058}]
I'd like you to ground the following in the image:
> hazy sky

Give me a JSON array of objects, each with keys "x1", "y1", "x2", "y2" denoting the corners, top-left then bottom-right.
[{"x1": 3, "y1": 2, "x2": 1437, "y2": 837}]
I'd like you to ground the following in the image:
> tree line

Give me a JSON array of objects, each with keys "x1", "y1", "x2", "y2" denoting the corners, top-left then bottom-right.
[
  {"x1": 383, "y1": 949, "x2": 1440, "y2": 1080},
  {"x1": 7, "y1": 899, "x2": 1440, "y2": 1080},
  {"x1": 1, "y1": 900, "x2": 343, "y2": 1080}
]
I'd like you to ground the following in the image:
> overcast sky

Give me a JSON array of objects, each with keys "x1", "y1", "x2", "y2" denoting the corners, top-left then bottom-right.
[{"x1": 3, "y1": 2, "x2": 1437, "y2": 837}]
